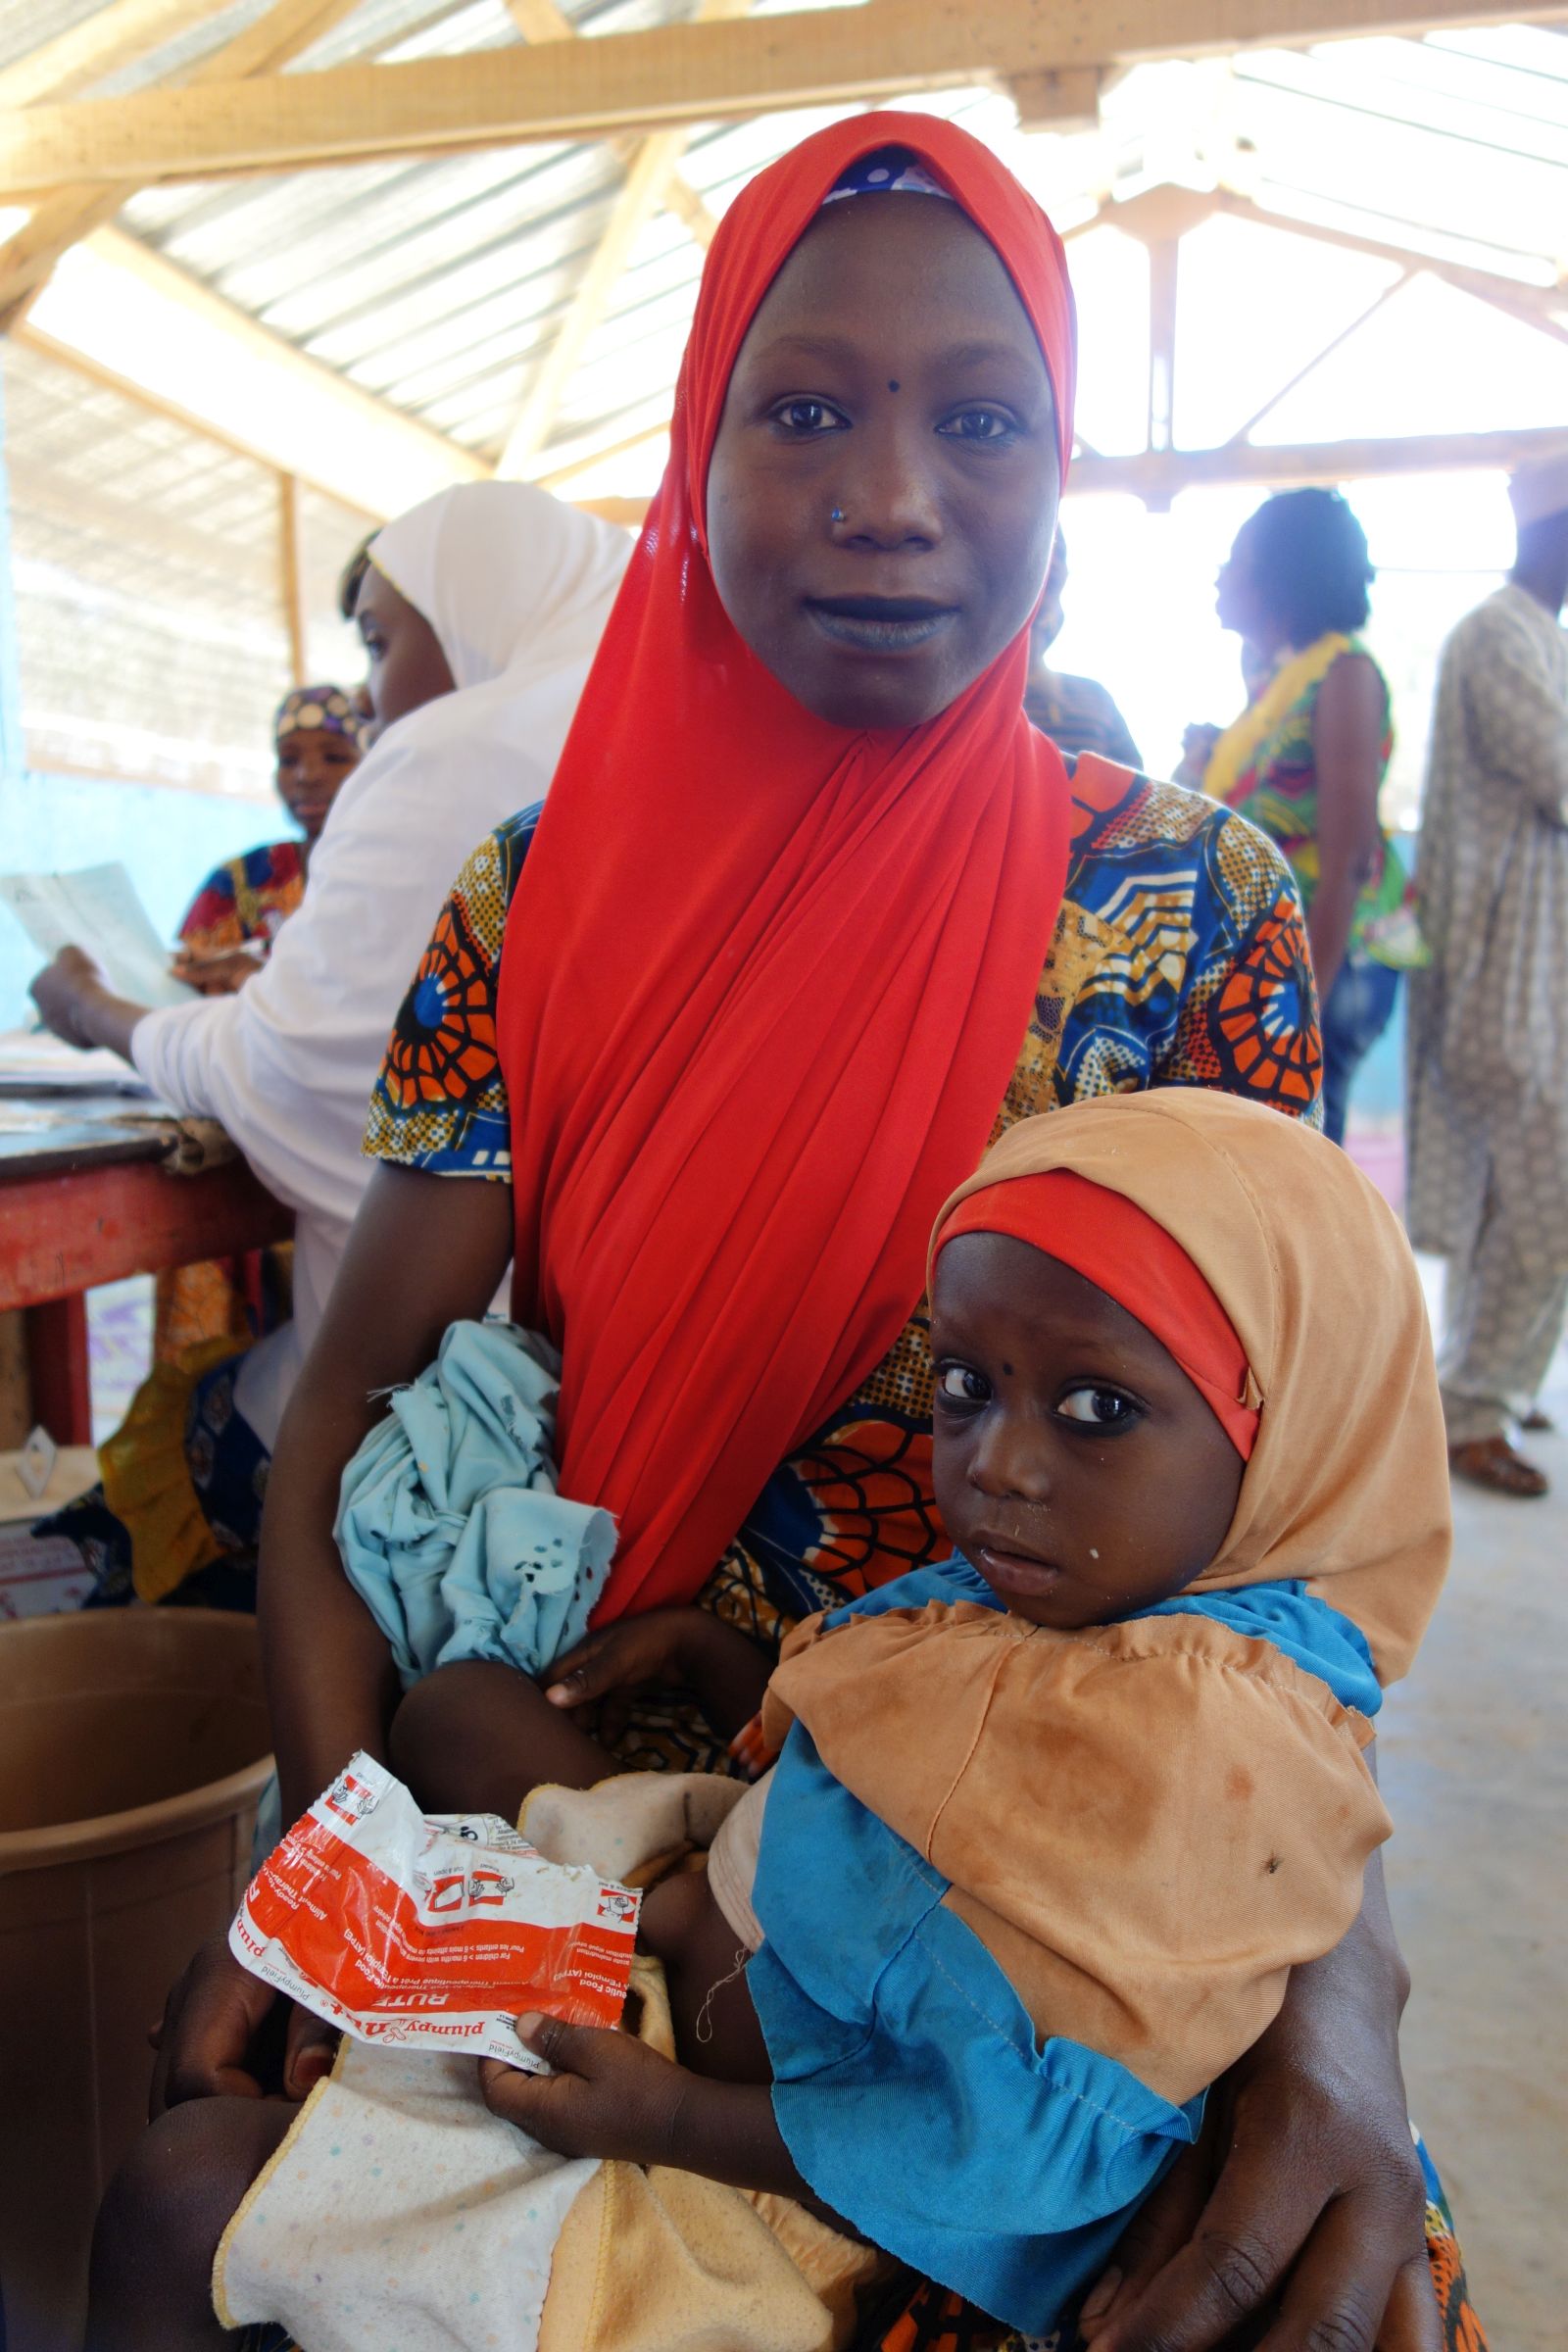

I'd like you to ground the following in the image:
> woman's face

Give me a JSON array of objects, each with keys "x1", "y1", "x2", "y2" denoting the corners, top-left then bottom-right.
[
  {"x1": 356, "y1": 564, "x2": 458, "y2": 737},
  {"x1": 275, "y1": 727, "x2": 360, "y2": 843},
  {"x1": 707, "y1": 196, "x2": 1060, "y2": 731},
  {"x1": 1215, "y1": 520, "x2": 1269, "y2": 641}
]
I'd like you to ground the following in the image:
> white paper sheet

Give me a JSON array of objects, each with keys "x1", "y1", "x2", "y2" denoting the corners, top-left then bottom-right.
[
  {"x1": 0, "y1": 1027, "x2": 156, "y2": 1096},
  {"x1": 0, "y1": 863, "x2": 194, "y2": 1009}
]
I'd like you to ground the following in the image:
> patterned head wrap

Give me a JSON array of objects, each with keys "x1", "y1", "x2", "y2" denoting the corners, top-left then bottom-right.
[
  {"x1": 273, "y1": 684, "x2": 368, "y2": 754},
  {"x1": 821, "y1": 145, "x2": 956, "y2": 205}
]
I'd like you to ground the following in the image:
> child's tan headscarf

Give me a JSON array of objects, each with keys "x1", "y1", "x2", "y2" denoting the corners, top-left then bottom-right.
[{"x1": 930, "y1": 1087, "x2": 1450, "y2": 1684}]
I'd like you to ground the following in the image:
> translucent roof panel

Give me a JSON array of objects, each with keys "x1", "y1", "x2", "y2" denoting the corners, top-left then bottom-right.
[
  {"x1": 82, "y1": 21, "x2": 1563, "y2": 483},
  {"x1": 1251, "y1": 272, "x2": 1568, "y2": 442},
  {"x1": 1172, "y1": 215, "x2": 1402, "y2": 450},
  {"x1": 1, "y1": 342, "x2": 364, "y2": 797}
]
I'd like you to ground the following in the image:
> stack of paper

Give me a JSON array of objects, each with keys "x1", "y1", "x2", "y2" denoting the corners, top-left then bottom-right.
[
  {"x1": 0, "y1": 862, "x2": 195, "y2": 1009},
  {"x1": 0, "y1": 1028, "x2": 155, "y2": 1098}
]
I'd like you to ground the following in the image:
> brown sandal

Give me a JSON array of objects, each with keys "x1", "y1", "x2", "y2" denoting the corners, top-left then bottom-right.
[
  {"x1": 1519, "y1": 1405, "x2": 1556, "y2": 1434},
  {"x1": 1449, "y1": 1435, "x2": 1549, "y2": 1497}
]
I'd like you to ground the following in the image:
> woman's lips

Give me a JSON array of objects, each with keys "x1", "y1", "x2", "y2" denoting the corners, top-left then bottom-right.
[
  {"x1": 974, "y1": 1544, "x2": 1062, "y2": 1599},
  {"x1": 805, "y1": 597, "x2": 956, "y2": 655}
]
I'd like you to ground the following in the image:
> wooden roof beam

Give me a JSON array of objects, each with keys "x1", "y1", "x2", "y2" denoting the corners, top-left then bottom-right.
[
  {"x1": 1072, "y1": 424, "x2": 1568, "y2": 501},
  {"x1": 0, "y1": 0, "x2": 365, "y2": 326},
  {"x1": 1075, "y1": 183, "x2": 1568, "y2": 342},
  {"x1": 1211, "y1": 188, "x2": 1568, "y2": 345},
  {"x1": 535, "y1": 417, "x2": 671, "y2": 489},
  {"x1": 499, "y1": 0, "x2": 750, "y2": 474},
  {"x1": 497, "y1": 127, "x2": 695, "y2": 471},
  {"x1": 5, "y1": 0, "x2": 1566, "y2": 191},
  {"x1": 504, "y1": 0, "x2": 722, "y2": 246},
  {"x1": 573, "y1": 423, "x2": 1568, "y2": 528},
  {"x1": 23, "y1": 225, "x2": 485, "y2": 514},
  {"x1": 0, "y1": 0, "x2": 240, "y2": 109}
]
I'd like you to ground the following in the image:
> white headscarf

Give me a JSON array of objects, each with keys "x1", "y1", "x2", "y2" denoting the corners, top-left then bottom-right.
[
  {"x1": 368, "y1": 478, "x2": 630, "y2": 698},
  {"x1": 131, "y1": 481, "x2": 630, "y2": 1448}
]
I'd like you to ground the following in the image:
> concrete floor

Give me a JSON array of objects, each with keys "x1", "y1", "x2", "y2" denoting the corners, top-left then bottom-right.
[{"x1": 1378, "y1": 1268, "x2": 1566, "y2": 2351}]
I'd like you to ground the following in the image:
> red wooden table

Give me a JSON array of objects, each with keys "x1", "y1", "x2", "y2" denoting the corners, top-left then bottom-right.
[{"x1": 0, "y1": 1103, "x2": 293, "y2": 1444}]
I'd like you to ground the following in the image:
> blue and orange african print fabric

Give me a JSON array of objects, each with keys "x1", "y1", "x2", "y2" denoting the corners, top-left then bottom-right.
[{"x1": 366, "y1": 759, "x2": 1321, "y2": 1654}]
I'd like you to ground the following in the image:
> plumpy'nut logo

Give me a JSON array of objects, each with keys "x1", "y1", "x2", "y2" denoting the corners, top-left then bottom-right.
[
  {"x1": 322, "y1": 1767, "x2": 378, "y2": 1827},
  {"x1": 231, "y1": 1752, "x2": 643, "y2": 2071}
]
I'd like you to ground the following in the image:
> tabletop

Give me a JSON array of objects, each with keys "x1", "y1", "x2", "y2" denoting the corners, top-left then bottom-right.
[{"x1": 0, "y1": 1094, "x2": 174, "y2": 1183}]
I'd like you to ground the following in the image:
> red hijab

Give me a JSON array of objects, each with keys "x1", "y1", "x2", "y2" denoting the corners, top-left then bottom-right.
[{"x1": 497, "y1": 113, "x2": 1078, "y2": 1620}]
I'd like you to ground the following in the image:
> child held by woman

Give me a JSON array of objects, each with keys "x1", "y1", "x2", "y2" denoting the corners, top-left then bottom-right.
[{"x1": 91, "y1": 1086, "x2": 1449, "y2": 2350}]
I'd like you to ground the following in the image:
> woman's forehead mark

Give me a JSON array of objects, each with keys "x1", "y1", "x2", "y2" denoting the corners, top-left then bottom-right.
[{"x1": 888, "y1": 378, "x2": 900, "y2": 392}]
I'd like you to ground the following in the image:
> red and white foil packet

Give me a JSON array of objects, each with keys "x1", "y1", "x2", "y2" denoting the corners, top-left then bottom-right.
[{"x1": 231, "y1": 1753, "x2": 641, "y2": 2070}]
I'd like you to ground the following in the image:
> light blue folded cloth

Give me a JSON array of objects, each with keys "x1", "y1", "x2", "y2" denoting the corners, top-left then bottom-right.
[{"x1": 335, "y1": 1319, "x2": 616, "y2": 1690}]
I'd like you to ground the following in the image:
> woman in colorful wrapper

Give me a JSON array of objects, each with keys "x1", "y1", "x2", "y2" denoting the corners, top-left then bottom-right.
[
  {"x1": 1187, "y1": 489, "x2": 1419, "y2": 1147},
  {"x1": 127, "y1": 118, "x2": 1482, "y2": 2352},
  {"x1": 172, "y1": 683, "x2": 368, "y2": 1002}
]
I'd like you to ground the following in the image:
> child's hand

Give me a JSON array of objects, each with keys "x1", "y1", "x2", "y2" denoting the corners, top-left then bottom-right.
[
  {"x1": 543, "y1": 1610, "x2": 770, "y2": 1744},
  {"x1": 171, "y1": 946, "x2": 266, "y2": 996},
  {"x1": 478, "y1": 2014, "x2": 686, "y2": 2165}
]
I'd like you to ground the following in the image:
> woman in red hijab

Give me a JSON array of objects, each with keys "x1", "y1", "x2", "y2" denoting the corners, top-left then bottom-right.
[{"x1": 132, "y1": 118, "x2": 1475, "y2": 2352}]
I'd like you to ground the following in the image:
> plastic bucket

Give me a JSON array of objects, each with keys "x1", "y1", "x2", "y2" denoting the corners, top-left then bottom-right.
[{"x1": 0, "y1": 1611, "x2": 272, "y2": 2352}]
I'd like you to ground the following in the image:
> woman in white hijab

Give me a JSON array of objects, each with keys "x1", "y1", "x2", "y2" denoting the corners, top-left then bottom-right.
[{"x1": 29, "y1": 480, "x2": 628, "y2": 1601}]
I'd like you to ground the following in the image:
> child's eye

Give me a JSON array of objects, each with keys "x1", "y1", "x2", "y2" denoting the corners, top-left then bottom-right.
[
  {"x1": 769, "y1": 397, "x2": 849, "y2": 436},
  {"x1": 1057, "y1": 1386, "x2": 1140, "y2": 1430},
  {"x1": 937, "y1": 1363, "x2": 991, "y2": 1405},
  {"x1": 939, "y1": 407, "x2": 1018, "y2": 444}
]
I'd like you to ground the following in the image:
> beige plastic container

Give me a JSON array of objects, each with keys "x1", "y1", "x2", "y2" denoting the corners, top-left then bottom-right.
[{"x1": 0, "y1": 1611, "x2": 272, "y2": 2352}]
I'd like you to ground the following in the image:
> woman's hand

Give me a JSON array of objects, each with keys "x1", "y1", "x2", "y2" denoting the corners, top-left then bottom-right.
[
  {"x1": 147, "y1": 1935, "x2": 338, "y2": 2118},
  {"x1": 1174, "y1": 722, "x2": 1222, "y2": 791},
  {"x1": 29, "y1": 947, "x2": 147, "y2": 1060},
  {"x1": 30, "y1": 946, "x2": 111, "y2": 1048},
  {"x1": 478, "y1": 2014, "x2": 687, "y2": 2165},
  {"x1": 1081, "y1": 1875, "x2": 1438, "y2": 2352},
  {"x1": 171, "y1": 946, "x2": 266, "y2": 996},
  {"x1": 545, "y1": 1609, "x2": 772, "y2": 1744}
]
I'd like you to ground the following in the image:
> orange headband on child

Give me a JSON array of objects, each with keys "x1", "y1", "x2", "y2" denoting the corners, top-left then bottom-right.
[{"x1": 933, "y1": 1168, "x2": 1260, "y2": 1459}]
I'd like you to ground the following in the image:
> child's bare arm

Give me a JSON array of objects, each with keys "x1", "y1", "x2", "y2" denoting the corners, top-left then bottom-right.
[
  {"x1": 387, "y1": 1658, "x2": 614, "y2": 1815},
  {"x1": 543, "y1": 1608, "x2": 774, "y2": 1743},
  {"x1": 388, "y1": 1610, "x2": 773, "y2": 1818},
  {"x1": 479, "y1": 2015, "x2": 858, "y2": 2234}
]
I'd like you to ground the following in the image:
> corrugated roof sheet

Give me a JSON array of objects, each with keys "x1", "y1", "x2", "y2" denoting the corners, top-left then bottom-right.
[
  {"x1": 9, "y1": 2, "x2": 1567, "y2": 482},
  {"x1": 96, "y1": 18, "x2": 1568, "y2": 482},
  {"x1": 4, "y1": 7, "x2": 1568, "y2": 793}
]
